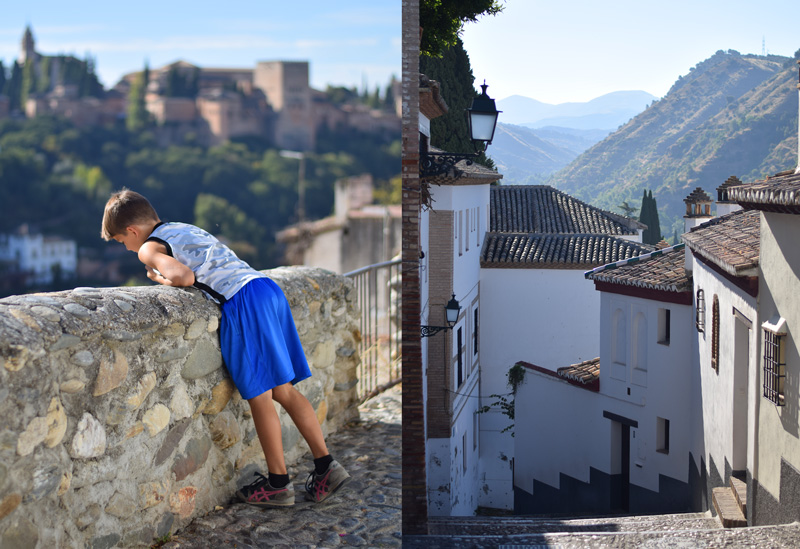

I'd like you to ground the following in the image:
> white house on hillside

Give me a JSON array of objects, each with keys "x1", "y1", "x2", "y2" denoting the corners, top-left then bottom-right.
[
  {"x1": 515, "y1": 242, "x2": 695, "y2": 515},
  {"x1": 478, "y1": 185, "x2": 648, "y2": 510},
  {"x1": 728, "y1": 168, "x2": 800, "y2": 525},
  {"x1": 0, "y1": 227, "x2": 77, "y2": 287}
]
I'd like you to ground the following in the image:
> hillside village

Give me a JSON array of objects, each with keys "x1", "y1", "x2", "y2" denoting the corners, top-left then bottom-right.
[
  {"x1": 409, "y1": 60, "x2": 800, "y2": 534},
  {"x1": 0, "y1": 26, "x2": 401, "y2": 295}
]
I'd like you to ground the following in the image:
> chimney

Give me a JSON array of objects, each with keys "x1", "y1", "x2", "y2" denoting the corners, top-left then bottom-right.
[
  {"x1": 683, "y1": 187, "x2": 713, "y2": 272},
  {"x1": 796, "y1": 60, "x2": 800, "y2": 174},
  {"x1": 716, "y1": 175, "x2": 743, "y2": 216}
]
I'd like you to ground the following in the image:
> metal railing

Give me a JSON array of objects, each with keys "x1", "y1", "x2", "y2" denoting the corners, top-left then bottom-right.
[{"x1": 345, "y1": 258, "x2": 402, "y2": 403}]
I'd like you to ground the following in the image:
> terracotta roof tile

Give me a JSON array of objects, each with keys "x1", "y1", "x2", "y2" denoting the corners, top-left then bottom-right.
[
  {"x1": 490, "y1": 185, "x2": 642, "y2": 234},
  {"x1": 729, "y1": 170, "x2": 800, "y2": 213},
  {"x1": 585, "y1": 244, "x2": 691, "y2": 292},
  {"x1": 480, "y1": 233, "x2": 649, "y2": 269},
  {"x1": 557, "y1": 358, "x2": 600, "y2": 386},
  {"x1": 682, "y1": 209, "x2": 760, "y2": 276}
]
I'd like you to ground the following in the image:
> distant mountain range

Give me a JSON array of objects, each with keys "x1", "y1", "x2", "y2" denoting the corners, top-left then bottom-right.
[
  {"x1": 497, "y1": 90, "x2": 657, "y2": 129},
  {"x1": 488, "y1": 91, "x2": 657, "y2": 184},
  {"x1": 549, "y1": 50, "x2": 798, "y2": 238}
]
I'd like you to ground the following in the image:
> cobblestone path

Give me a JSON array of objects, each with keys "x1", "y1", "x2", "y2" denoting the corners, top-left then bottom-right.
[{"x1": 162, "y1": 385, "x2": 401, "y2": 548}]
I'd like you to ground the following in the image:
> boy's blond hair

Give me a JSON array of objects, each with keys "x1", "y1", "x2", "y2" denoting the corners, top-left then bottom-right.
[{"x1": 101, "y1": 189, "x2": 160, "y2": 240}]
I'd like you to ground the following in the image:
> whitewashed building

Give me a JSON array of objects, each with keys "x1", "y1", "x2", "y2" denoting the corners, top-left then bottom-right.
[
  {"x1": 416, "y1": 74, "x2": 505, "y2": 515},
  {"x1": 514, "y1": 243, "x2": 695, "y2": 514},
  {"x1": 478, "y1": 185, "x2": 648, "y2": 510},
  {"x1": 0, "y1": 228, "x2": 77, "y2": 286}
]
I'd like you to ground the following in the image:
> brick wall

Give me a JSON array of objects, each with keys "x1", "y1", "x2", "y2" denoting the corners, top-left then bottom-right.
[
  {"x1": 400, "y1": 0, "x2": 427, "y2": 536},
  {"x1": 426, "y1": 210, "x2": 455, "y2": 438}
]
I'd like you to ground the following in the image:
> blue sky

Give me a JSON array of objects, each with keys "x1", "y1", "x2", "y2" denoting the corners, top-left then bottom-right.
[
  {"x1": 461, "y1": 0, "x2": 800, "y2": 103},
  {"x1": 0, "y1": 0, "x2": 400, "y2": 92}
]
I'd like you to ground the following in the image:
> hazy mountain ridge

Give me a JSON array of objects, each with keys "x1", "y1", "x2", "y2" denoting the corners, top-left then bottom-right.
[
  {"x1": 548, "y1": 50, "x2": 798, "y2": 236},
  {"x1": 498, "y1": 90, "x2": 656, "y2": 128}
]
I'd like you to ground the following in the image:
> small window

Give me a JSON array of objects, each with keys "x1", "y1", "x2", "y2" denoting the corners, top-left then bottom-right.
[
  {"x1": 658, "y1": 308, "x2": 671, "y2": 345},
  {"x1": 763, "y1": 317, "x2": 787, "y2": 406},
  {"x1": 457, "y1": 327, "x2": 464, "y2": 387},
  {"x1": 458, "y1": 210, "x2": 463, "y2": 256},
  {"x1": 465, "y1": 209, "x2": 470, "y2": 252},
  {"x1": 462, "y1": 432, "x2": 468, "y2": 473},
  {"x1": 473, "y1": 307, "x2": 479, "y2": 356},
  {"x1": 696, "y1": 289, "x2": 705, "y2": 333},
  {"x1": 711, "y1": 295, "x2": 720, "y2": 372},
  {"x1": 657, "y1": 417, "x2": 670, "y2": 454}
]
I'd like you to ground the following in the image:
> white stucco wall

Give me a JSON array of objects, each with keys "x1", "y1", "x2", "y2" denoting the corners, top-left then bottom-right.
[
  {"x1": 755, "y1": 212, "x2": 800, "y2": 499},
  {"x1": 478, "y1": 268, "x2": 601, "y2": 510},
  {"x1": 690, "y1": 252, "x2": 758, "y2": 482},
  {"x1": 514, "y1": 289, "x2": 695, "y2": 506},
  {"x1": 598, "y1": 291, "x2": 695, "y2": 492},
  {"x1": 422, "y1": 180, "x2": 490, "y2": 516}
]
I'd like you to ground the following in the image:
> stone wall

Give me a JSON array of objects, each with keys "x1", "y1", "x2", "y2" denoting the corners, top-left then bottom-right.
[{"x1": 0, "y1": 267, "x2": 361, "y2": 548}]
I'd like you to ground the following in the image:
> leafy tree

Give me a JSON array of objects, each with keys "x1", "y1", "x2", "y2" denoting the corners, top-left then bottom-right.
[
  {"x1": 419, "y1": 36, "x2": 494, "y2": 168},
  {"x1": 420, "y1": 0, "x2": 504, "y2": 57},
  {"x1": 5, "y1": 62, "x2": 22, "y2": 112},
  {"x1": 21, "y1": 59, "x2": 36, "y2": 107},
  {"x1": 0, "y1": 60, "x2": 6, "y2": 95},
  {"x1": 126, "y1": 64, "x2": 151, "y2": 132}
]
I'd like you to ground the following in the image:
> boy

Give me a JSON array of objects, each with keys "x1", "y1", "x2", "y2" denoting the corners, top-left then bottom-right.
[{"x1": 101, "y1": 189, "x2": 349, "y2": 507}]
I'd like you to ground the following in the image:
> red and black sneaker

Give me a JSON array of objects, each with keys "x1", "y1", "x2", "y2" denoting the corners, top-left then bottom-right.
[{"x1": 236, "y1": 472, "x2": 295, "y2": 507}]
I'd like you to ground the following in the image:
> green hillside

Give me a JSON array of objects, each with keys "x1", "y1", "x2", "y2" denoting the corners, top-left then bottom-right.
[{"x1": 549, "y1": 50, "x2": 799, "y2": 237}]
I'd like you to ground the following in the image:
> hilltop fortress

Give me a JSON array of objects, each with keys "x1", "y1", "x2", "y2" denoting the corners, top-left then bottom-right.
[{"x1": 1, "y1": 26, "x2": 400, "y2": 150}]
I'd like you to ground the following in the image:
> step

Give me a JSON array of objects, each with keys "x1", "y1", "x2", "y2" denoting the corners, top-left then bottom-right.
[
  {"x1": 730, "y1": 475, "x2": 747, "y2": 517},
  {"x1": 712, "y1": 487, "x2": 747, "y2": 528}
]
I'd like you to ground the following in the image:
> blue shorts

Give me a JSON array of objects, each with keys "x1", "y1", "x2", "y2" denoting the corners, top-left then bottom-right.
[{"x1": 219, "y1": 277, "x2": 312, "y2": 399}]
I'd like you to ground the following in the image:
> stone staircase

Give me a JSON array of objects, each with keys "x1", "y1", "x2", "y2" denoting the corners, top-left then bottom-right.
[
  {"x1": 403, "y1": 508, "x2": 800, "y2": 548},
  {"x1": 712, "y1": 475, "x2": 748, "y2": 528}
]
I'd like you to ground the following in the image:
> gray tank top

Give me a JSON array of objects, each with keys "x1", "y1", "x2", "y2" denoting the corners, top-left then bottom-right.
[{"x1": 146, "y1": 222, "x2": 265, "y2": 304}]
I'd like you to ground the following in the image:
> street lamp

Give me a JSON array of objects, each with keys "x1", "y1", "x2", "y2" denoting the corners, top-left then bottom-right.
[
  {"x1": 421, "y1": 294, "x2": 462, "y2": 338},
  {"x1": 419, "y1": 81, "x2": 501, "y2": 179}
]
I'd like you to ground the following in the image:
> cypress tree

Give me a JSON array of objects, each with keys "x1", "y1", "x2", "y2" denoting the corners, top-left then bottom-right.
[
  {"x1": 0, "y1": 61, "x2": 6, "y2": 97},
  {"x1": 649, "y1": 190, "x2": 662, "y2": 243}
]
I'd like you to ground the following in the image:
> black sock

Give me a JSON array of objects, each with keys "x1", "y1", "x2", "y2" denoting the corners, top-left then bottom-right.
[
  {"x1": 268, "y1": 473, "x2": 290, "y2": 488},
  {"x1": 314, "y1": 455, "x2": 334, "y2": 475}
]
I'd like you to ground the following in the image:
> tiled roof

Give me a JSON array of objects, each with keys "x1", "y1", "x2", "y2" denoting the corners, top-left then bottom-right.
[
  {"x1": 728, "y1": 170, "x2": 800, "y2": 214},
  {"x1": 585, "y1": 244, "x2": 691, "y2": 292},
  {"x1": 490, "y1": 186, "x2": 642, "y2": 235},
  {"x1": 480, "y1": 233, "x2": 649, "y2": 269},
  {"x1": 682, "y1": 209, "x2": 760, "y2": 276},
  {"x1": 557, "y1": 358, "x2": 600, "y2": 387}
]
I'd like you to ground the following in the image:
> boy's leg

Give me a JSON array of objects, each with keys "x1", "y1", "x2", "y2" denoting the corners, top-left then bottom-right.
[
  {"x1": 248, "y1": 390, "x2": 288, "y2": 474},
  {"x1": 271, "y1": 382, "x2": 328, "y2": 459}
]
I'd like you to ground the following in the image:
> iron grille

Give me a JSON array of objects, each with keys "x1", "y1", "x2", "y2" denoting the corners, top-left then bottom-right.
[{"x1": 763, "y1": 329, "x2": 785, "y2": 406}]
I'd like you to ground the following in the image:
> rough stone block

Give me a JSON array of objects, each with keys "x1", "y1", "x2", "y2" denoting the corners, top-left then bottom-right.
[
  {"x1": 93, "y1": 352, "x2": 129, "y2": 396},
  {"x1": 181, "y1": 339, "x2": 222, "y2": 379},
  {"x1": 127, "y1": 372, "x2": 157, "y2": 409},
  {"x1": 203, "y1": 379, "x2": 234, "y2": 415},
  {"x1": 209, "y1": 411, "x2": 241, "y2": 450},
  {"x1": 143, "y1": 404, "x2": 171, "y2": 436},
  {"x1": 138, "y1": 480, "x2": 169, "y2": 510},
  {"x1": 69, "y1": 413, "x2": 106, "y2": 459},
  {"x1": 44, "y1": 397, "x2": 67, "y2": 448},
  {"x1": 169, "y1": 486, "x2": 197, "y2": 518}
]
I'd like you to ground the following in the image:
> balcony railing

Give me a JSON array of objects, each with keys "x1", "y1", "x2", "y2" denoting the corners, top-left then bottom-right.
[{"x1": 345, "y1": 258, "x2": 401, "y2": 403}]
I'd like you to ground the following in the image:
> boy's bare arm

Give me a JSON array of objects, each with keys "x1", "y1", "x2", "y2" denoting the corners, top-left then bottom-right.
[{"x1": 138, "y1": 241, "x2": 195, "y2": 287}]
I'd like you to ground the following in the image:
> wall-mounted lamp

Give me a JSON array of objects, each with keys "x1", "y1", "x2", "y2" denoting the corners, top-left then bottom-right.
[
  {"x1": 419, "y1": 81, "x2": 501, "y2": 179},
  {"x1": 421, "y1": 294, "x2": 462, "y2": 338}
]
